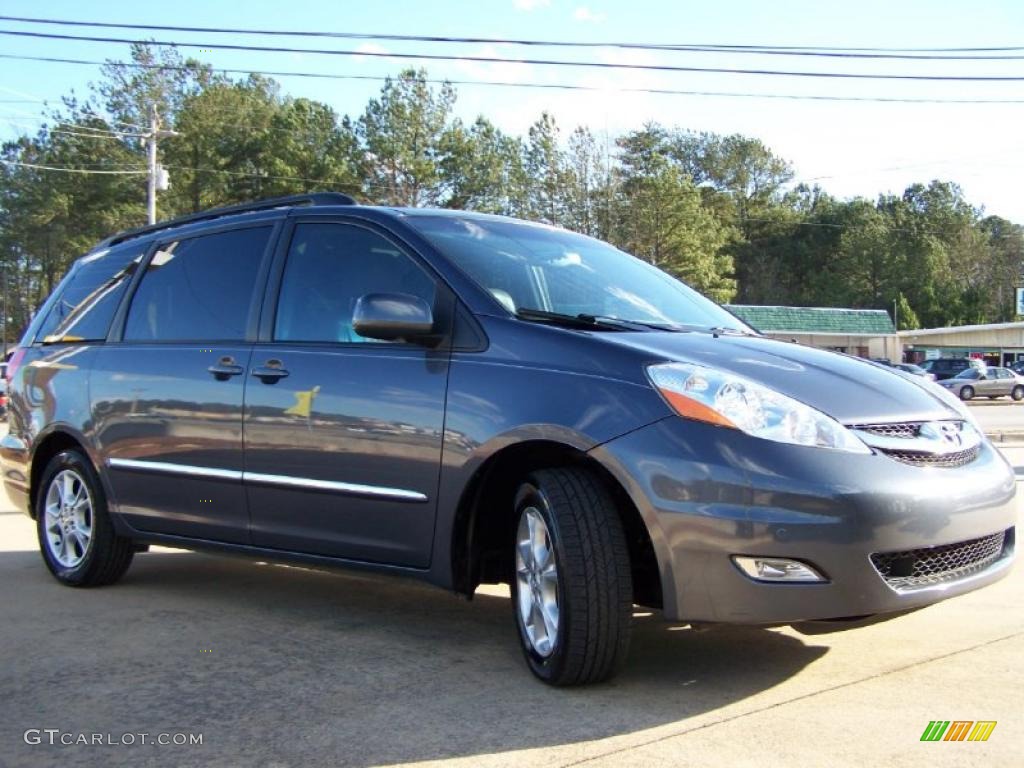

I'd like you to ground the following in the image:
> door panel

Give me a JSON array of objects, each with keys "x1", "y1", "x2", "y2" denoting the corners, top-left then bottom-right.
[
  {"x1": 244, "y1": 346, "x2": 448, "y2": 565},
  {"x1": 243, "y1": 220, "x2": 449, "y2": 567},
  {"x1": 92, "y1": 345, "x2": 253, "y2": 542},
  {"x1": 92, "y1": 224, "x2": 275, "y2": 543}
]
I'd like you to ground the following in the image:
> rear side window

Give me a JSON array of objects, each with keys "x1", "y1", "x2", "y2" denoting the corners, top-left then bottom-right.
[
  {"x1": 124, "y1": 227, "x2": 271, "y2": 342},
  {"x1": 37, "y1": 246, "x2": 144, "y2": 342},
  {"x1": 274, "y1": 223, "x2": 435, "y2": 344}
]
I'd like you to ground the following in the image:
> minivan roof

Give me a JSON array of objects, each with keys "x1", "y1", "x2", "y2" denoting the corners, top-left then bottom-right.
[
  {"x1": 86, "y1": 194, "x2": 565, "y2": 262},
  {"x1": 95, "y1": 192, "x2": 357, "y2": 250}
]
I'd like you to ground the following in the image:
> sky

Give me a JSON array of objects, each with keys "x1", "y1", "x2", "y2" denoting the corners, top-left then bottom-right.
[{"x1": 1, "y1": 0, "x2": 1023, "y2": 220}]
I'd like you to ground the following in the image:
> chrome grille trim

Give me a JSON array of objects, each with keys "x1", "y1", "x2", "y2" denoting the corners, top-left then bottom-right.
[
  {"x1": 848, "y1": 422, "x2": 922, "y2": 439},
  {"x1": 870, "y1": 531, "x2": 1010, "y2": 591},
  {"x1": 849, "y1": 420, "x2": 982, "y2": 467},
  {"x1": 884, "y1": 446, "x2": 980, "y2": 468}
]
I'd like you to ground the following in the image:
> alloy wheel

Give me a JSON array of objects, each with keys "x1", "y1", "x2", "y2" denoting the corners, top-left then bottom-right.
[
  {"x1": 515, "y1": 506, "x2": 560, "y2": 657},
  {"x1": 43, "y1": 469, "x2": 93, "y2": 568}
]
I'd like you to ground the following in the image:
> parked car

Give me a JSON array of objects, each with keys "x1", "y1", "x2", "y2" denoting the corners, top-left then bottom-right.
[
  {"x1": 1009, "y1": 361, "x2": 1024, "y2": 376},
  {"x1": 871, "y1": 359, "x2": 936, "y2": 381},
  {"x1": 919, "y1": 357, "x2": 986, "y2": 381},
  {"x1": 937, "y1": 366, "x2": 1024, "y2": 401},
  {"x1": 0, "y1": 194, "x2": 1015, "y2": 686}
]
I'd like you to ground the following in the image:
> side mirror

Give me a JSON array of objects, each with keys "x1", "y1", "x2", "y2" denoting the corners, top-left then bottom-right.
[{"x1": 352, "y1": 292, "x2": 436, "y2": 343}]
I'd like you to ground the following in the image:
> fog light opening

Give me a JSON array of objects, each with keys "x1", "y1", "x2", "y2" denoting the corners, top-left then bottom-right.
[{"x1": 732, "y1": 556, "x2": 826, "y2": 583}]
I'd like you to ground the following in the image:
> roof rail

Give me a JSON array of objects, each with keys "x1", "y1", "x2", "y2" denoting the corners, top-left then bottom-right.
[{"x1": 98, "y1": 192, "x2": 357, "y2": 248}]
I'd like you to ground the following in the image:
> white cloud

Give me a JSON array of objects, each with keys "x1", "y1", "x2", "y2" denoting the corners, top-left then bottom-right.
[
  {"x1": 573, "y1": 6, "x2": 606, "y2": 23},
  {"x1": 514, "y1": 0, "x2": 551, "y2": 11}
]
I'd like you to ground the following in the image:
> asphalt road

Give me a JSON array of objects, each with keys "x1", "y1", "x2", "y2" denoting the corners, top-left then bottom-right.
[
  {"x1": 966, "y1": 400, "x2": 1024, "y2": 436},
  {"x1": 0, "y1": 445, "x2": 1020, "y2": 767}
]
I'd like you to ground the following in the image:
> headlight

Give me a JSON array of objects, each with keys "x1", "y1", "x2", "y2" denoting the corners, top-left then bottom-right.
[{"x1": 646, "y1": 362, "x2": 870, "y2": 453}]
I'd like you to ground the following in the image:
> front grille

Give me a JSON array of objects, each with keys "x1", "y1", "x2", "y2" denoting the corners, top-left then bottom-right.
[
  {"x1": 849, "y1": 420, "x2": 981, "y2": 468},
  {"x1": 884, "y1": 445, "x2": 980, "y2": 468},
  {"x1": 870, "y1": 530, "x2": 1009, "y2": 590},
  {"x1": 850, "y1": 422, "x2": 922, "y2": 439}
]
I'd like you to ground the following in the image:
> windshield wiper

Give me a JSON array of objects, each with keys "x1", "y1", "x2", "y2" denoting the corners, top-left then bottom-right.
[
  {"x1": 515, "y1": 308, "x2": 676, "y2": 332},
  {"x1": 580, "y1": 314, "x2": 686, "y2": 332},
  {"x1": 515, "y1": 308, "x2": 625, "y2": 330}
]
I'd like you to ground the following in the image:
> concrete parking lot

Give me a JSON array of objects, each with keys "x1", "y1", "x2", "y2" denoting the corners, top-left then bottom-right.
[{"x1": 0, "y1": 432, "x2": 1020, "y2": 767}]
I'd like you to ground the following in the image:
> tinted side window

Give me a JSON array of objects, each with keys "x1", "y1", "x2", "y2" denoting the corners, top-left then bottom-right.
[
  {"x1": 124, "y1": 227, "x2": 271, "y2": 342},
  {"x1": 37, "y1": 246, "x2": 145, "y2": 342},
  {"x1": 274, "y1": 223, "x2": 435, "y2": 344}
]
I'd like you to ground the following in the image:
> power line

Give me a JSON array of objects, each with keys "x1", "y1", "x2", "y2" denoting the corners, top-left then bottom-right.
[
  {"x1": 1, "y1": 159, "x2": 146, "y2": 174},
  {"x1": 1, "y1": 15, "x2": 1023, "y2": 60},
  {"x1": 2, "y1": 28, "x2": 1024, "y2": 81},
  {"x1": 2, "y1": 54, "x2": 1023, "y2": 105}
]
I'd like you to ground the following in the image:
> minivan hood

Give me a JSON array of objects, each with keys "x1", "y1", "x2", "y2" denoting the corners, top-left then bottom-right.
[{"x1": 603, "y1": 331, "x2": 957, "y2": 425}]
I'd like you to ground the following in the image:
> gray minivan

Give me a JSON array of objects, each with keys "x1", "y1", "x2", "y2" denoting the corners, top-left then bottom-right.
[{"x1": 1, "y1": 194, "x2": 1016, "y2": 685}]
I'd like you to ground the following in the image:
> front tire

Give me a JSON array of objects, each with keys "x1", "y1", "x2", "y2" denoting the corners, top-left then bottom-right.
[
  {"x1": 511, "y1": 467, "x2": 632, "y2": 686},
  {"x1": 959, "y1": 385, "x2": 975, "y2": 401},
  {"x1": 1012, "y1": 386, "x2": 1024, "y2": 401},
  {"x1": 36, "y1": 449, "x2": 134, "y2": 586}
]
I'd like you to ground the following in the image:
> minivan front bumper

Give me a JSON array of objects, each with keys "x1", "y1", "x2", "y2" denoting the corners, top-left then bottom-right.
[{"x1": 591, "y1": 417, "x2": 1017, "y2": 624}]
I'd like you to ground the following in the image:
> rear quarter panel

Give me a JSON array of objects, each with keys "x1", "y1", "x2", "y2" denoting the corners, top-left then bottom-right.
[{"x1": 2, "y1": 344, "x2": 101, "y2": 515}]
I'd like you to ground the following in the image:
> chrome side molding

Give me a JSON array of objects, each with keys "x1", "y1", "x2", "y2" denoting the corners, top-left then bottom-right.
[
  {"x1": 107, "y1": 458, "x2": 242, "y2": 481},
  {"x1": 244, "y1": 471, "x2": 427, "y2": 502},
  {"x1": 107, "y1": 458, "x2": 427, "y2": 502}
]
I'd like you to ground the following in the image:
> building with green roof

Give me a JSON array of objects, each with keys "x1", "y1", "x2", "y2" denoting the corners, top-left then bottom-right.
[{"x1": 725, "y1": 305, "x2": 900, "y2": 361}]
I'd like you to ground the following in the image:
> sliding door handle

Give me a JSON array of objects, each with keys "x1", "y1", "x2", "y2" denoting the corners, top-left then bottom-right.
[
  {"x1": 252, "y1": 359, "x2": 289, "y2": 384},
  {"x1": 208, "y1": 356, "x2": 244, "y2": 380}
]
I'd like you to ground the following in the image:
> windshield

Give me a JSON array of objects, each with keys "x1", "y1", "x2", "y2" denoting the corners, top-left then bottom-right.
[
  {"x1": 954, "y1": 369, "x2": 980, "y2": 379},
  {"x1": 407, "y1": 215, "x2": 752, "y2": 332}
]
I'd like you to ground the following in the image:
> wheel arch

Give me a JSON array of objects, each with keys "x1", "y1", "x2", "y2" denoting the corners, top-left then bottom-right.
[
  {"x1": 28, "y1": 426, "x2": 97, "y2": 520},
  {"x1": 450, "y1": 438, "x2": 663, "y2": 609}
]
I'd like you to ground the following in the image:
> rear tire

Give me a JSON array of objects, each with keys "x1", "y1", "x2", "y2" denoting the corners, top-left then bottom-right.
[
  {"x1": 959, "y1": 386, "x2": 975, "y2": 401},
  {"x1": 1013, "y1": 386, "x2": 1024, "y2": 401},
  {"x1": 511, "y1": 467, "x2": 633, "y2": 686},
  {"x1": 36, "y1": 449, "x2": 134, "y2": 586}
]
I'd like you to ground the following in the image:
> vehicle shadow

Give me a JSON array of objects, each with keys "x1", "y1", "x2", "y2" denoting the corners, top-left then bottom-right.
[{"x1": 1, "y1": 549, "x2": 829, "y2": 767}]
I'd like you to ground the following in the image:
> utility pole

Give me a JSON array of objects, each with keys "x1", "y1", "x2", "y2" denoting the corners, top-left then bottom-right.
[
  {"x1": 1, "y1": 257, "x2": 7, "y2": 359},
  {"x1": 144, "y1": 104, "x2": 180, "y2": 225}
]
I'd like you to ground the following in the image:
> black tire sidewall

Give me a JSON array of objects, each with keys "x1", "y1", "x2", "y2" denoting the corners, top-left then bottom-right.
[
  {"x1": 36, "y1": 450, "x2": 108, "y2": 585},
  {"x1": 960, "y1": 386, "x2": 974, "y2": 400},
  {"x1": 510, "y1": 480, "x2": 569, "y2": 683},
  {"x1": 1013, "y1": 386, "x2": 1024, "y2": 401}
]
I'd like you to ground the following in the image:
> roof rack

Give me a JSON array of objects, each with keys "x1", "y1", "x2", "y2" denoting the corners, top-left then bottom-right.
[{"x1": 98, "y1": 192, "x2": 357, "y2": 248}]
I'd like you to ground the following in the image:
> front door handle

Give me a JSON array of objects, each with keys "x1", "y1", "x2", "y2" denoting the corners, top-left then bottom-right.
[
  {"x1": 252, "y1": 359, "x2": 289, "y2": 384},
  {"x1": 208, "y1": 356, "x2": 245, "y2": 381}
]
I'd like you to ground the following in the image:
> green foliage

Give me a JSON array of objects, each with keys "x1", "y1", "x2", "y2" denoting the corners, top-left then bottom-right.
[
  {"x1": 894, "y1": 293, "x2": 920, "y2": 330},
  {"x1": 2, "y1": 46, "x2": 1023, "y2": 346},
  {"x1": 357, "y1": 68, "x2": 455, "y2": 206}
]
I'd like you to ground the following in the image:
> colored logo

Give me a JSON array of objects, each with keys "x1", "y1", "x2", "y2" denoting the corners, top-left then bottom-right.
[{"x1": 920, "y1": 721, "x2": 996, "y2": 742}]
